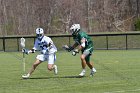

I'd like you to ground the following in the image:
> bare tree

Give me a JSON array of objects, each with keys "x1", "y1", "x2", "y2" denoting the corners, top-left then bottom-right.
[{"x1": 0, "y1": 0, "x2": 139, "y2": 35}]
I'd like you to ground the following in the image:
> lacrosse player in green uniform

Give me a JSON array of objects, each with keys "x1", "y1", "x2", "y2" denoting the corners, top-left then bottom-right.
[{"x1": 63, "y1": 24, "x2": 96, "y2": 76}]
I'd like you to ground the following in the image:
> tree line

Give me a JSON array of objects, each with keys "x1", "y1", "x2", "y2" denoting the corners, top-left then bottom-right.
[{"x1": 0, "y1": 0, "x2": 140, "y2": 35}]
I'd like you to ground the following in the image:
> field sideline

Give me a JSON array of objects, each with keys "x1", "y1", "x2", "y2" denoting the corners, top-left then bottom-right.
[{"x1": 0, "y1": 50, "x2": 140, "y2": 93}]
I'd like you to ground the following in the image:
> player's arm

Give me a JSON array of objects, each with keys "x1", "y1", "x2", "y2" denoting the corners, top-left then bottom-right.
[
  {"x1": 63, "y1": 42, "x2": 78, "y2": 52},
  {"x1": 71, "y1": 42, "x2": 79, "y2": 49},
  {"x1": 76, "y1": 37, "x2": 86, "y2": 52},
  {"x1": 22, "y1": 40, "x2": 38, "y2": 54},
  {"x1": 43, "y1": 37, "x2": 54, "y2": 50},
  {"x1": 71, "y1": 38, "x2": 86, "y2": 56},
  {"x1": 29, "y1": 39, "x2": 39, "y2": 53},
  {"x1": 22, "y1": 48, "x2": 35, "y2": 55},
  {"x1": 43, "y1": 41, "x2": 53, "y2": 51}
]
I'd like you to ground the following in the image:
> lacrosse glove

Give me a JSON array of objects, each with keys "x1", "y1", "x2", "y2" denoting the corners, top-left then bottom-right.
[
  {"x1": 22, "y1": 48, "x2": 30, "y2": 55},
  {"x1": 72, "y1": 49, "x2": 79, "y2": 56}
]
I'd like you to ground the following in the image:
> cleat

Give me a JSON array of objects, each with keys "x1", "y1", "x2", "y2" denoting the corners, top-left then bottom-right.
[
  {"x1": 22, "y1": 74, "x2": 30, "y2": 79},
  {"x1": 79, "y1": 70, "x2": 86, "y2": 77},
  {"x1": 54, "y1": 65, "x2": 58, "y2": 75},
  {"x1": 90, "y1": 70, "x2": 96, "y2": 77}
]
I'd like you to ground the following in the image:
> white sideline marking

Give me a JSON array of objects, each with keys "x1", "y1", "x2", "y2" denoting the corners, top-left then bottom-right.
[{"x1": 104, "y1": 89, "x2": 140, "y2": 93}]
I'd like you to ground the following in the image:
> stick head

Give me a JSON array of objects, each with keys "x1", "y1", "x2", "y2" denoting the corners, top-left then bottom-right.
[{"x1": 20, "y1": 37, "x2": 25, "y2": 48}]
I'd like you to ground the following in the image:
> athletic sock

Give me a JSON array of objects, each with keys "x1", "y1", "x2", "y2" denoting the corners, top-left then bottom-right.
[{"x1": 82, "y1": 69, "x2": 86, "y2": 72}]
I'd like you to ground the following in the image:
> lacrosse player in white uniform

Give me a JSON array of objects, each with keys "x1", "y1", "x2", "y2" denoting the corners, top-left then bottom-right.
[{"x1": 22, "y1": 28, "x2": 58, "y2": 79}]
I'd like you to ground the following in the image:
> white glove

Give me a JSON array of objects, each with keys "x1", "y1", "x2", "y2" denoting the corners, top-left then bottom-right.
[{"x1": 72, "y1": 49, "x2": 79, "y2": 56}]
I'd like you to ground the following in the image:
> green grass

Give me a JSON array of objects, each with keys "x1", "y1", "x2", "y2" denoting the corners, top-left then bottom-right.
[{"x1": 0, "y1": 50, "x2": 140, "y2": 93}]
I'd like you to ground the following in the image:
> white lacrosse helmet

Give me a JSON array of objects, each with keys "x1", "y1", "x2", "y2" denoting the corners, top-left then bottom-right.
[
  {"x1": 36, "y1": 28, "x2": 44, "y2": 39},
  {"x1": 36, "y1": 28, "x2": 44, "y2": 34},
  {"x1": 70, "y1": 24, "x2": 80, "y2": 36}
]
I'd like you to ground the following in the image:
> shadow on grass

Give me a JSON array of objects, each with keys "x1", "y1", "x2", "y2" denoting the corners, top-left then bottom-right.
[{"x1": 28, "y1": 75, "x2": 85, "y2": 79}]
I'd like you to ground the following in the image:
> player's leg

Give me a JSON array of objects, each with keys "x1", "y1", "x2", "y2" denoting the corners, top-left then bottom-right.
[
  {"x1": 22, "y1": 54, "x2": 46, "y2": 79},
  {"x1": 47, "y1": 53, "x2": 58, "y2": 75},
  {"x1": 48, "y1": 64, "x2": 58, "y2": 75},
  {"x1": 22, "y1": 59, "x2": 42, "y2": 79},
  {"x1": 86, "y1": 56, "x2": 96, "y2": 76},
  {"x1": 28, "y1": 59, "x2": 42, "y2": 76},
  {"x1": 79, "y1": 54, "x2": 86, "y2": 76},
  {"x1": 80, "y1": 48, "x2": 96, "y2": 76}
]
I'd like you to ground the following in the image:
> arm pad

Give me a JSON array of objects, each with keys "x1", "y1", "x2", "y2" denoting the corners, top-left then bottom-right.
[{"x1": 81, "y1": 42, "x2": 85, "y2": 48}]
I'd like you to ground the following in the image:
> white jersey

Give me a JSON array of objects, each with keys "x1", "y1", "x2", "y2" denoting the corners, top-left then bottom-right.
[{"x1": 33, "y1": 36, "x2": 57, "y2": 54}]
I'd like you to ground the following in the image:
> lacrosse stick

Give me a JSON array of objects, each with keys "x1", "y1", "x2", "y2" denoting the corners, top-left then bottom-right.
[{"x1": 20, "y1": 37, "x2": 26, "y2": 72}]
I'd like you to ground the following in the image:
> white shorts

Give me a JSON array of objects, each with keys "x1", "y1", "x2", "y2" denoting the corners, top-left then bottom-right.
[{"x1": 36, "y1": 53, "x2": 56, "y2": 64}]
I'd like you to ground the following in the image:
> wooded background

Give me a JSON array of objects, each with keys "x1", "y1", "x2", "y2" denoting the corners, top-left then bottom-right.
[{"x1": 0, "y1": 0, "x2": 140, "y2": 35}]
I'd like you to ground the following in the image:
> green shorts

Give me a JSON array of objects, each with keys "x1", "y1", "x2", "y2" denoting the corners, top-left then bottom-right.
[{"x1": 82, "y1": 47, "x2": 93, "y2": 62}]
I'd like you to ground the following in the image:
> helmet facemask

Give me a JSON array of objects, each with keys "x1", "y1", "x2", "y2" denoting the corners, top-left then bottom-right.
[
  {"x1": 71, "y1": 29, "x2": 80, "y2": 36},
  {"x1": 36, "y1": 33, "x2": 43, "y2": 39}
]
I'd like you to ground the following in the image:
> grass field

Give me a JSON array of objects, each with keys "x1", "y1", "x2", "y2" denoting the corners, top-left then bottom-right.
[{"x1": 0, "y1": 50, "x2": 140, "y2": 93}]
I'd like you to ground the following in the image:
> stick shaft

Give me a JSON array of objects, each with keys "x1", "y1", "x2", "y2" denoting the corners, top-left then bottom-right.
[{"x1": 23, "y1": 52, "x2": 25, "y2": 72}]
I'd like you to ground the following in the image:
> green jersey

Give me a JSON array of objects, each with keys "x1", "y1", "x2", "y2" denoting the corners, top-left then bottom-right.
[{"x1": 73, "y1": 31, "x2": 93, "y2": 52}]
